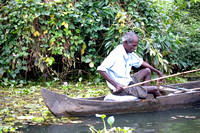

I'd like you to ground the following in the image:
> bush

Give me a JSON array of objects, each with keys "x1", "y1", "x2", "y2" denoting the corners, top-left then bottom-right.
[
  {"x1": 0, "y1": 0, "x2": 198, "y2": 83},
  {"x1": 0, "y1": 0, "x2": 116, "y2": 82},
  {"x1": 169, "y1": 43, "x2": 200, "y2": 71}
]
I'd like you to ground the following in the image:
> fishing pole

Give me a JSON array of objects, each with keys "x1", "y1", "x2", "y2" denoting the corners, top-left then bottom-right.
[{"x1": 123, "y1": 68, "x2": 200, "y2": 89}]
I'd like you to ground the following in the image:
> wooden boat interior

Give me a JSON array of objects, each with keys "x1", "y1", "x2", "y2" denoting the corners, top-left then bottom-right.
[
  {"x1": 77, "y1": 81, "x2": 200, "y2": 101},
  {"x1": 41, "y1": 80, "x2": 200, "y2": 117}
]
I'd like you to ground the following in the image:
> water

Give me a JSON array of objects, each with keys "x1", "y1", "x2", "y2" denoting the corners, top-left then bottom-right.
[{"x1": 19, "y1": 107, "x2": 200, "y2": 133}]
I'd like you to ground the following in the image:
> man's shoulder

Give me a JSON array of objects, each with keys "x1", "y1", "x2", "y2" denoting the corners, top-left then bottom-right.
[
  {"x1": 110, "y1": 44, "x2": 124, "y2": 54},
  {"x1": 116, "y1": 44, "x2": 123, "y2": 50}
]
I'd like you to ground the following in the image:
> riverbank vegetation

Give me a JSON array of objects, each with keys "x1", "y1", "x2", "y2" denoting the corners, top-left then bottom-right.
[
  {"x1": 1, "y1": 0, "x2": 199, "y2": 85},
  {"x1": 0, "y1": 79, "x2": 107, "y2": 132},
  {"x1": 1, "y1": 75, "x2": 199, "y2": 132},
  {"x1": 0, "y1": 0, "x2": 200, "y2": 132}
]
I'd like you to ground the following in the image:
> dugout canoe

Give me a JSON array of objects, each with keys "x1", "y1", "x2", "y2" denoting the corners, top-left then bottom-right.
[{"x1": 41, "y1": 81, "x2": 200, "y2": 117}]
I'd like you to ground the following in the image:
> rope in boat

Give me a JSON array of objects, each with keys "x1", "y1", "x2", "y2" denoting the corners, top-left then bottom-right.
[{"x1": 123, "y1": 68, "x2": 200, "y2": 89}]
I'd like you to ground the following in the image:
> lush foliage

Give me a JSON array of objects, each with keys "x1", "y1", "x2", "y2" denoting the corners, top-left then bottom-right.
[
  {"x1": 0, "y1": 0, "x2": 199, "y2": 83},
  {"x1": 0, "y1": 0, "x2": 113, "y2": 82},
  {"x1": 162, "y1": 0, "x2": 200, "y2": 71}
]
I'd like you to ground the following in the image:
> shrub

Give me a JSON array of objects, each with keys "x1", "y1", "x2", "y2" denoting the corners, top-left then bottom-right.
[{"x1": 0, "y1": 0, "x2": 198, "y2": 83}]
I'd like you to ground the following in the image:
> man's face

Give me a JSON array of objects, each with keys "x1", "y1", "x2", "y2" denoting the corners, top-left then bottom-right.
[
  {"x1": 127, "y1": 41, "x2": 138, "y2": 53},
  {"x1": 125, "y1": 35, "x2": 139, "y2": 53}
]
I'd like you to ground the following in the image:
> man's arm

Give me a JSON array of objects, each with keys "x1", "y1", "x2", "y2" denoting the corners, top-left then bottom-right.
[
  {"x1": 98, "y1": 70, "x2": 125, "y2": 92},
  {"x1": 141, "y1": 61, "x2": 163, "y2": 78}
]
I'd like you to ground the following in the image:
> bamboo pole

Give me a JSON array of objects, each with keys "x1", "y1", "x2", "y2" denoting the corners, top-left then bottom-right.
[
  {"x1": 174, "y1": 88, "x2": 200, "y2": 94},
  {"x1": 123, "y1": 68, "x2": 200, "y2": 89}
]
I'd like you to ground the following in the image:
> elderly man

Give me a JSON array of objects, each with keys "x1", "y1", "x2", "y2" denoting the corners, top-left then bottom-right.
[{"x1": 97, "y1": 31, "x2": 162, "y2": 98}]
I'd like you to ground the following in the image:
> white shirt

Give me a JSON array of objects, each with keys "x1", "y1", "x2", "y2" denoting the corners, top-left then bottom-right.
[{"x1": 97, "y1": 44, "x2": 143, "y2": 90}]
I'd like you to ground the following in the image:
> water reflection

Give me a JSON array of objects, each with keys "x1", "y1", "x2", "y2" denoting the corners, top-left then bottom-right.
[{"x1": 19, "y1": 107, "x2": 200, "y2": 133}]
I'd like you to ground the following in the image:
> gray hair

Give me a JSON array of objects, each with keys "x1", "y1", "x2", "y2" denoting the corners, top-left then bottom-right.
[{"x1": 122, "y1": 32, "x2": 137, "y2": 44}]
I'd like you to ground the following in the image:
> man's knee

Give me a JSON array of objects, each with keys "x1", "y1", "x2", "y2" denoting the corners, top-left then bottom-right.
[
  {"x1": 146, "y1": 86, "x2": 161, "y2": 97},
  {"x1": 144, "y1": 68, "x2": 151, "y2": 75},
  {"x1": 137, "y1": 68, "x2": 152, "y2": 82}
]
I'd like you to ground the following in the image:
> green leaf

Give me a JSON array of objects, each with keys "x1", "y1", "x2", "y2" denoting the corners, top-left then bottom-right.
[
  {"x1": 32, "y1": 117, "x2": 44, "y2": 123},
  {"x1": 3, "y1": 117, "x2": 15, "y2": 122},
  {"x1": 85, "y1": 58, "x2": 91, "y2": 63},
  {"x1": 107, "y1": 116, "x2": 115, "y2": 127},
  {"x1": 22, "y1": 66, "x2": 27, "y2": 71}
]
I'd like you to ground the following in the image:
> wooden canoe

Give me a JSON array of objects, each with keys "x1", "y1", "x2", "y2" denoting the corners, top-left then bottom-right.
[{"x1": 41, "y1": 81, "x2": 200, "y2": 117}]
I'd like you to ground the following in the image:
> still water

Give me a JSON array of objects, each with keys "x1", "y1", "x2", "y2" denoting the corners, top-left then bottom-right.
[{"x1": 20, "y1": 107, "x2": 200, "y2": 133}]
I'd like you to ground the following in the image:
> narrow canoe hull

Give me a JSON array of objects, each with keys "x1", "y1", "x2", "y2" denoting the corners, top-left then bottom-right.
[{"x1": 41, "y1": 81, "x2": 200, "y2": 117}]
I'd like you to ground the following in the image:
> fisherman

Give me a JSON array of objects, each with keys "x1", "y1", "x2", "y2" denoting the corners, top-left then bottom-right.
[{"x1": 97, "y1": 31, "x2": 162, "y2": 99}]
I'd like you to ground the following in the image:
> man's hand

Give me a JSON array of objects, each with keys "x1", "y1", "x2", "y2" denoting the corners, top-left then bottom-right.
[
  {"x1": 114, "y1": 84, "x2": 126, "y2": 92},
  {"x1": 98, "y1": 70, "x2": 127, "y2": 92},
  {"x1": 157, "y1": 71, "x2": 163, "y2": 83}
]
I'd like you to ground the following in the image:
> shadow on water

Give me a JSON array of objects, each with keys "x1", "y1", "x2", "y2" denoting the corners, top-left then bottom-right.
[{"x1": 19, "y1": 107, "x2": 200, "y2": 133}]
